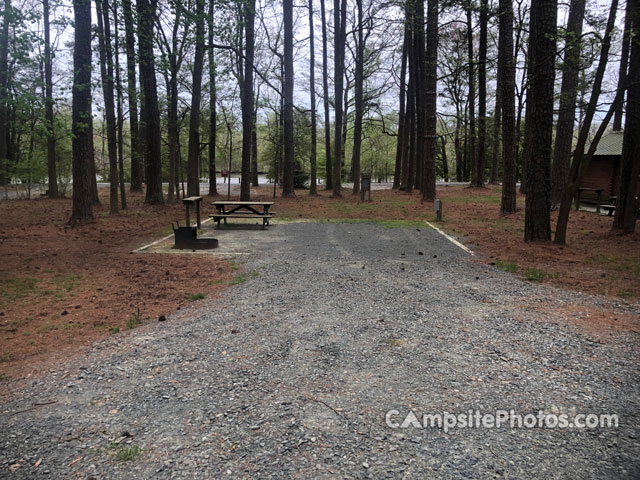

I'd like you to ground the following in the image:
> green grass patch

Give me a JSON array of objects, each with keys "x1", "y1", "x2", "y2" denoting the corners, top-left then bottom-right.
[
  {"x1": 592, "y1": 255, "x2": 640, "y2": 280},
  {"x1": 524, "y1": 268, "x2": 547, "y2": 282},
  {"x1": 495, "y1": 259, "x2": 517, "y2": 273},
  {"x1": 109, "y1": 326, "x2": 120, "y2": 334},
  {"x1": 126, "y1": 307, "x2": 142, "y2": 330},
  {"x1": 444, "y1": 194, "x2": 502, "y2": 205},
  {"x1": 0, "y1": 277, "x2": 39, "y2": 307},
  {"x1": 0, "y1": 372, "x2": 11, "y2": 382},
  {"x1": 230, "y1": 271, "x2": 259, "y2": 285},
  {"x1": 382, "y1": 338, "x2": 404, "y2": 347},
  {"x1": 188, "y1": 292, "x2": 207, "y2": 301},
  {"x1": 109, "y1": 443, "x2": 142, "y2": 461}
]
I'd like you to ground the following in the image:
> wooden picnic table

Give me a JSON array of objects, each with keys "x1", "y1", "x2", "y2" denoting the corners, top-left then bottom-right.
[
  {"x1": 575, "y1": 188, "x2": 603, "y2": 213},
  {"x1": 210, "y1": 201, "x2": 275, "y2": 229}
]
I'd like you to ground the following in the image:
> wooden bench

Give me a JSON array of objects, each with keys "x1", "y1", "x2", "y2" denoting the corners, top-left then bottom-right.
[
  {"x1": 210, "y1": 213, "x2": 273, "y2": 229},
  {"x1": 182, "y1": 196, "x2": 203, "y2": 228}
]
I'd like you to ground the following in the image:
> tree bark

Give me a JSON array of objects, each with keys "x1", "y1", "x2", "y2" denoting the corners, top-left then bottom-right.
[
  {"x1": 613, "y1": 4, "x2": 632, "y2": 132},
  {"x1": 240, "y1": 0, "x2": 255, "y2": 201},
  {"x1": 554, "y1": 0, "x2": 619, "y2": 244},
  {"x1": 69, "y1": 0, "x2": 94, "y2": 225},
  {"x1": 332, "y1": 0, "x2": 346, "y2": 196},
  {"x1": 309, "y1": 0, "x2": 318, "y2": 195},
  {"x1": 393, "y1": 23, "x2": 409, "y2": 189},
  {"x1": 550, "y1": 0, "x2": 585, "y2": 209},
  {"x1": 422, "y1": 0, "x2": 438, "y2": 201},
  {"x1": 499, "y1": 0, "x2": 516, "y2": 215},
  {"x1": 122, "y1": 0, "x2": 141, "y2": 191},
  {"x1": 187, "y1": 0, "x2": 205, "y2": 197},
  {"x1": 207, "y1": 0, "x2": 217, "y2": 195},
  {"x1": 137, "y1": 0, "x2": 163, "y2": 203},
  {"x1": 524, "y1": 0, "x2": 556, "y2": 241},
  {"x1": 95, "y1": 0, "x2": 119, "y2": 213},
  {"x1": 490, "y1": 78, "x2": 501, "y2": 184},
  {"x1": 43, "y1": 0, "x2": 58, "y2": 197},
  {"x1": 0, "y1": 0, "x2": 10, "y2": 186},
  {"x1": 351, "y1": 0, "x2": 364, "y2": 195},
  {"x1": 113, "y1": 1, "x2": 127, "y2": 209},
  {"x1": 466, "y1": 5, "x2": 477, "y2": 187},
  {"x1": 282, "y1": 0, "x2": 295, "y2": 196},
  {"x1": 320, "y1": 0, "x2": 332, "y2": 189},
  {"x1": 613, "y1": 0, "x2": 639, "y2": 233},
  {"x1": 471, "y1": 0, "x2": 487, "y2": 187}
]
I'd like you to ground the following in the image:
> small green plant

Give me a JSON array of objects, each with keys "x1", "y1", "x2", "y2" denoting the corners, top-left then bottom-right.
[
  {"x1": 109, "y1": 326, "x2": 120, "y2": 334},
  {"x1": 109, "y1": 443, "x2": 142, "y2": 461},
  {"x1": 495, "y1": 259, "x2": 517, "y2": 273},
  {"x1": 188, "y1": 293, "x2": 207, "y2": 301},
  {"x1": 230, "y1": 271, "x2": 259, "y2": 285},
  {"x1": 617, "y1": 289, "x2": 634, "y2": 298},
  {"x1": 126, "y1": 307, "x2": 142, "y2": 330},
  {"x1": 524, "y1": 268, "x2": 546, "y2": 282},
  {"x1": 0, "y1": 373, "x2": 11, "y2": 383}
]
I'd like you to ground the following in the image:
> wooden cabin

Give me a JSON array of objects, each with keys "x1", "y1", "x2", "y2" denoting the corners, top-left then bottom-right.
[{"x1": 580, "y1": 131, "x2": 624, "y2": 198}]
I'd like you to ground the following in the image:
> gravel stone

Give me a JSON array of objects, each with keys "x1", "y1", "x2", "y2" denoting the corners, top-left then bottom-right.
[{"x1": 1, "y1": 222, "x2": 639, "y2": 479}]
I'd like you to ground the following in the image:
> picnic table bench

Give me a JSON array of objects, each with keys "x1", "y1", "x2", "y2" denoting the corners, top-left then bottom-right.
[
  {"x1": 575, "y1": 188, "x2": 603, "y2": 213},
  {"x1": 210, "y1": 201, "x2": 275, "y2": 229}
]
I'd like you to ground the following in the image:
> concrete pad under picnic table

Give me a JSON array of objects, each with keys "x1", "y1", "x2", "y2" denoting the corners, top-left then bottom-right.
[{"x1": 134, "y1": 218, "x2": 295, "y2": 256}]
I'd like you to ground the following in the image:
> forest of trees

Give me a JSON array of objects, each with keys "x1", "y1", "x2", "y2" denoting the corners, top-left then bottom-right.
[{"x1": 0, "y1": 0, "x2": 637, "y2": 239}]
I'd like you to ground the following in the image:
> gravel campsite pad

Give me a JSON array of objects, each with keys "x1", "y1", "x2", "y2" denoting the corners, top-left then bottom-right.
[{"x1": 2, "y1": 221, "x2": 639, "y2": 478}]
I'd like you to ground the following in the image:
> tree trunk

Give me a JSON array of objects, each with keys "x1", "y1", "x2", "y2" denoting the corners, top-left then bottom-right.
[
  {"x1": 466, "y1": 5, "x2": 477, "y2": 187},
  {"x1": 440, "y1": 136, "x2": 448, "y2": 182},
  {"x1": 207, "y1": 0, "x2": 217, "y2": 196},
  {"x1": 281, "y1": 0, "x2": 295, "y2": 196},
  {"x1": 332, "y1": 0, "x2": 346, "y2": 196},
  {"x1": 471, "y1": 0, "x2": 487, "y2": 187},
  {"x1": 113, "y1": 0, "x2": 127, "y2": 209},
  {"x1": 43, "y1": 0, "x2": 58, "y2": 197},
  {"x1": 455, "y1": 111, "x2": 462, "y2": 181},
  {"x1": 309, "y1": 0, "x2": 317, "y2": 195},
  {"x1": 122, "y1": 0, "x2": 141, "y2": 191},
  {"x1": 422, "y1": 0, "x2": 438, "y2": 201},
  {"x1": 490, "y1": 78, "x2": 501, "y2": 184},
  {"x1": 550, "y1": 0, "x2": 585, "y2": 209},
  {"x1": 393, "y1": 23, "x2": 409, "y2": 190},
  {"x1": 554, "y1": 0, "x2": 619, "y2": 244},
  {"x1": 411, "y1": 0, "x2": 425, "y2": 194},
  {"x1": 137, "y1": 0, "x2": 163, "y2": 204},
  {"x1": 499, "y1": 0, "x2": 516, "y2": 215},
  {"x1": 187, "y1": 0, "x2": 205, "y2": 197},
  {"x1": 351, "y1": 0, "x2": 364, "y2": 195},
  {"x1": 613, "y1": 0, "x2": 639, "y2": 233},
  {"x1": 95, "y1": 0, "x2": 119, "y2": 213},
  {"x1": 240, "y1": 0, "x2": 254, "y2": 201},
  {"x1": 69, "y1": 0, "x2": 94, "y2": 225},
  {"x1": 524, "y1": 0, "x2": 556, "y2": 241},
  {"x1": 251, "y1": 107, "x2": 259, "y2": 186},
  {"x1": 0, "y1": 0, "x2": 9, "y2": 187},
  {"x1": 613, "y1": 5, "x2": 632, "y2": 132},
  {"x1": 320, "y1": 0, "x2": 332, "y2": 189}
]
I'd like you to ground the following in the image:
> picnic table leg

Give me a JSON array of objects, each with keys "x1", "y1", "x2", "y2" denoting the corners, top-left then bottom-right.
[
  {"x1": 196, "y1": 202, "x2": 202, "y2": 228},
  {"x1": 575, "y1": 190, "x2": 580, "y2": 211},
  {"x1": 596, "y1": 191, "x2": 601, "y2": 214},
  {"x1": 185, "y1": 204, "x2": 191, "y2": 227}
]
